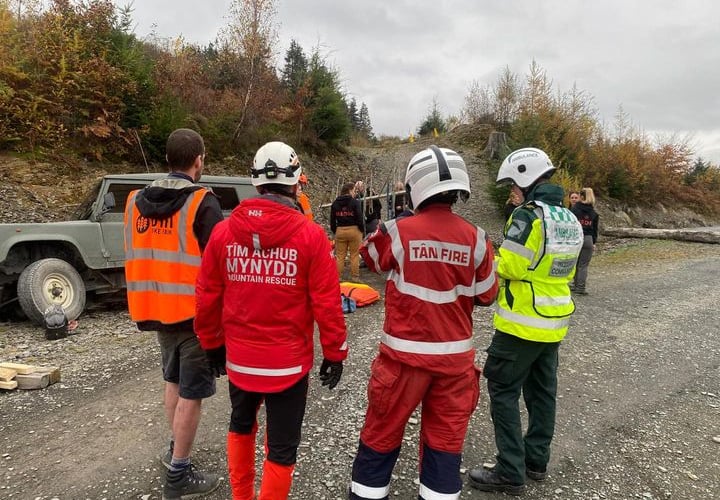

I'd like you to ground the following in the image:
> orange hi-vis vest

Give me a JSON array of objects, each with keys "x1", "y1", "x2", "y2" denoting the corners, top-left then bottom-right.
[
  {"x1": 298, "y1": 192, "x2": 313, "y2": 221},
  {"x1": 124, "y1": 188, "x2": 208, "y2": 325}
]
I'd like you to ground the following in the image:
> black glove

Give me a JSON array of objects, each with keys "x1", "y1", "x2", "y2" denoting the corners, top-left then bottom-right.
[
  {"x1": 318, "y1": 358, "x2": 343, "y2": 390},
  {"x1": 205, "y1": 346, "x2": 227, "y2": 378}
]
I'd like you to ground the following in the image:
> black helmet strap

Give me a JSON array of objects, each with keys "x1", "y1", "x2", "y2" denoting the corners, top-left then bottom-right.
[{"x1": 252, "y1": 159, "x2": 300, "y2": 179}]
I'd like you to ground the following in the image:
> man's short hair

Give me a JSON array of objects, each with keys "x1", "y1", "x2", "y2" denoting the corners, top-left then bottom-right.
[
  {"x1": 166, "y1": 128, "x2": 204, "y2": 171},
  {"x1": 258, "y1": 183, "x2": 295, "y2": 196},
  {"x1": 417, "y1": 190, "x2": 459, "y2": 210}
]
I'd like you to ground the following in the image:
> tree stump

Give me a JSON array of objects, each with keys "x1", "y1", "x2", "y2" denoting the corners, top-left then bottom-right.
[{"x1": 483, "y1": 131, "x2": 510, "y2": 160}]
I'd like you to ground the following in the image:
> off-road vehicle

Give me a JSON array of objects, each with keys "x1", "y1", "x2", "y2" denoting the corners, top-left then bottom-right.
[{"x1": 0, "y1": 173, "x2": 255, "y2": 324}]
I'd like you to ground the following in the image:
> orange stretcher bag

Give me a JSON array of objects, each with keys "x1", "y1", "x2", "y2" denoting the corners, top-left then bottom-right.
[{"x1": 339, "y1": 282, "x2": 381, "y2": 307}]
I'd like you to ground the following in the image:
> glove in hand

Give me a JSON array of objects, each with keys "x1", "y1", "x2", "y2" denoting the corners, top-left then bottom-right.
[
  {"x1": 205, "y1": 346, "x2": 227, "y2": 378},
  {"x1": 319, "y1": 358, "x2": 343, "y2": 390}
]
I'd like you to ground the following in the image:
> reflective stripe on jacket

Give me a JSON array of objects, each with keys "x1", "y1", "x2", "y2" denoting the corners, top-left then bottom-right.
[
  {"x1": 124, "y1": 188, "x2": 208, "y2": 325},
  {"x1": 494, "y1": 200, "x2": 583, "y2": 342}
]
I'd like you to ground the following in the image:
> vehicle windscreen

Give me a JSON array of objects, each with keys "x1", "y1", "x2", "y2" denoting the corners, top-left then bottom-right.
[{"x1": 71, "y1": 180, "x2": 102, "y2": 220}]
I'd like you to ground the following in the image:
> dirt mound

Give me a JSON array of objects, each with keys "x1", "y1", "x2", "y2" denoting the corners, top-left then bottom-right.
[{"x1": 0, "y1": 156, "x2": 151, "y2": 223}]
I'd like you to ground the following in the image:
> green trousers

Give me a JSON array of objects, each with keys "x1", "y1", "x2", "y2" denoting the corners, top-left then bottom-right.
[{"x1": 483, "y1": 330, "x2": 560, "y2": 484}]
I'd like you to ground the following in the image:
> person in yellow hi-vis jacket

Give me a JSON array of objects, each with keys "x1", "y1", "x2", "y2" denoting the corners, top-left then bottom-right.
[{"x1": 469, "y1": 147, "x2": 583, "y2": 496}]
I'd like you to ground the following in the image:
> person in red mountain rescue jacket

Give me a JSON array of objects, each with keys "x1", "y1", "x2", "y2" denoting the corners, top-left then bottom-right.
[
  {"x1": 349, "y1": 146, "x2": 499, "y2": 500},
  {"x1": 194, "y1": 141, "x2": 348, "y2": 500}
]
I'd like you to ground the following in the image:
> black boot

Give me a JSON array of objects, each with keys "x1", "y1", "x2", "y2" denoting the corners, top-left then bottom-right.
[
  {"x1": 468, "y1": 467, "x2": 525, "y2": 496},
  {"x1": 525, "y1": 464, "x2": 547, "y2": 481}
]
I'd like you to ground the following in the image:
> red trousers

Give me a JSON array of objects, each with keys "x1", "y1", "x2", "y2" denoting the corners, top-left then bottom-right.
[
  {"x1": 360, "y1": 353, "x2": 480, "y2": 453},
  {"x1": 351, "y1": 353, "x2": 480, "y2": 499}
]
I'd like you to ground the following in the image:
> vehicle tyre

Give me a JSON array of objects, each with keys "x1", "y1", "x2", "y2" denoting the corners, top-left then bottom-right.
[{"x1": 17, "y1": 258, "x2": 86, "y2": 325}]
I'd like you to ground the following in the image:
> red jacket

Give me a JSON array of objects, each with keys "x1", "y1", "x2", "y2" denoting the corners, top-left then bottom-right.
[
  {"x1": 360, "y1": 204, "x2": 498, "y2": 375},
  {"x1": 195, "y1": 195, "x2": 348, "y2": 393}
]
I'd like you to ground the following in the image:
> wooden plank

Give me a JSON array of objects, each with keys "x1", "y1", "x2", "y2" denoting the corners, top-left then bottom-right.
[
  {"x1": 318, "y1": 190, "x2": 406, "y2": 209},
  {"x1": 0, "y1": 367, "x2": 17, "y2": 381},
  {"x1": 15, "y1": 367, "x2": 60, "y2": 390},
  {"x1": 36, "y1": 366, "x2": 61, "y2": 385},
  {"x1": 15, "y1": 372, "x2": 50, "y2": 390},
  {"x1": 0, "y1": 380, "x2": 18, "y2": 390},
  {"x1": 0, "y1": 362, "x2": 36, "y2": 375}
]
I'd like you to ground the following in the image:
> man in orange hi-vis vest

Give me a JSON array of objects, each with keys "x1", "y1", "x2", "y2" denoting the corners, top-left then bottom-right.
[
  {"x1": 124, "y1": 128, "x2": 223, "y2": 499},
  {"x1": 297, "y1": 173, "x2": 313, "y2": 221}
]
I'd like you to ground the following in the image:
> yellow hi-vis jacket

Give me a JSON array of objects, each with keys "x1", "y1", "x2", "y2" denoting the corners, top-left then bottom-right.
[
  {"x1": 494, "y1": 199, "x2": 583, "y2": 342},
  {"x1": 124, "y1": 188, "x2": 208, "y2": 325}
]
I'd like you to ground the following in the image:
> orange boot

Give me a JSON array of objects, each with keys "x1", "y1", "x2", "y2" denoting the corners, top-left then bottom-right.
[
  {"x1": 227, "y1": 431, "x2": 257, "y2": 500},
  {"x1": 257, "y1": 460, "x2": 294, "y2": 500}
]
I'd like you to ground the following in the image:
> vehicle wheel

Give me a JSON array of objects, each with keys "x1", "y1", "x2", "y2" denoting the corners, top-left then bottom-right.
[{"x1": 17, "y1": 258, "x2": 86, "y2": 325}]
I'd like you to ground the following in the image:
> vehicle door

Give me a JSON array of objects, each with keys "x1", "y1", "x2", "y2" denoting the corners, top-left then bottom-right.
[{"x1": 98, "y1": 181, "x2": 149, "y2": 266}]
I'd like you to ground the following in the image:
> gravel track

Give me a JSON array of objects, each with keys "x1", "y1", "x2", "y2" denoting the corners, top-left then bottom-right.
[
  {"x1": 1, "y1": 135, "x2": 719, "y2": 499},
  {"x1": 1, "y1": 239, "x2": 718, "y2": 500}
]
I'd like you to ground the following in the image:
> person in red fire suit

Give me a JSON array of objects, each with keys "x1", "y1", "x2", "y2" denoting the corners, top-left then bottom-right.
[
  {"x1": 194, "y1": 141, "x2": 348, "y2": 499},
  {"x1": 349, "y1": 145, "x2": 499, "y2": 500}
]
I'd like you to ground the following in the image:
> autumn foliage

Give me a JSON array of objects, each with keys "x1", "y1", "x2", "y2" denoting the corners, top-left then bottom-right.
[
  {"x1": 0, "y1": 0, "x2": 371, "y2": 163},
  {"x1": 1, "y1": 2, "x2": 717, "y2": 215},
  {"x1": 461, "y1": 61, "x2": 720, "y2": 215}
]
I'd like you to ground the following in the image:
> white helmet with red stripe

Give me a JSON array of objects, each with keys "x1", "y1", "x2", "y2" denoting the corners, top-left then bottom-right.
[
  {"x1": 251, "y1": 141, "x2": 302, "y2": 186},
  {"x1": 404, "y1": 145, "x2": 470, "y2": 208}
]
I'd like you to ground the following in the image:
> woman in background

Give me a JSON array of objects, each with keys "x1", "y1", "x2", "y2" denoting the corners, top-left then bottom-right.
[
  {"x1": 362, "y1": 186, "x2": 382, "y2": 236},
  {"x1": 570, "y1": 188, "x2": 599, "y2": 294},
  {"x1": 568, "y1": 190, "x2": 580, "y2": 208},
  {"x1": 331, "y1": 182, "x2": 364, "y2": 281}
]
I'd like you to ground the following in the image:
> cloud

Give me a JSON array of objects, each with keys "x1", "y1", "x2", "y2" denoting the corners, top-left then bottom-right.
[{"x1": 115, "y1": 0, "x2": 720, "y2": 162}]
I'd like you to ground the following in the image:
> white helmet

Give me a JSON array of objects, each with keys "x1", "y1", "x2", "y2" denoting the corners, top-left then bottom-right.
[
  {"x1": 405, "y1": 145, "x2": 470, "y2": 209},
  {"x1": 251, "y1": 141, "x2": 302, "y2": 187},
  {"x1": 496, "y1": 147, "x2": 555, "y2": 189}
]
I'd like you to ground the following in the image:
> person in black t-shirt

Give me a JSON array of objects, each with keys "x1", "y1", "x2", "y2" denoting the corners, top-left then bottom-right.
[
  {"x1": 570, "y1": 187, "x2": 599, "y2": 294},
  {"x1": 330, "y1": 182, "x2": 364, "y2": 281}
]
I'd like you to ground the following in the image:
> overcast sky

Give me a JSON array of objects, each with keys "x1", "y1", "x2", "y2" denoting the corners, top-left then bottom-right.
[{"x1": 115, "y1": 0, "x2": 720, "y2": 163}]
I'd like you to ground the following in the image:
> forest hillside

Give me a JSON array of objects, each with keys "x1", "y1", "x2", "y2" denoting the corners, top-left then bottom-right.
[{"x1": 1, "y1": 124, "x2": 717, "y2": 245}]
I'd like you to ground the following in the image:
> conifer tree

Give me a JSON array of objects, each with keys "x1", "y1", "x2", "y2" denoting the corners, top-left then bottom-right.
[
  {"x1": 417, "y1": 97, "x2": 446, "y2": 136},
  {"x1": 358, "y1": 102, "x2": 373, "y2": 139},
  {"x1": 281, "y1": 39, "x2": 307, "y2": 95},
  {"x1": 348, "y1": 97, "x2": 359, "y2": 130}
]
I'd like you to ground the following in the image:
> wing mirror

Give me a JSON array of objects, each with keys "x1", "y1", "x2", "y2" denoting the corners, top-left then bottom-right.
[{"x1": 95, "y1": 192, "x2": 116, "y2": 220}]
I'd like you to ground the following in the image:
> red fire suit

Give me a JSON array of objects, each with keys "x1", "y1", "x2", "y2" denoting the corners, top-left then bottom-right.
[
  {"x1": 195, "y1": 194, "x2": 347, "y2": 499},
  {"x1": 350, "y1": 203, "x2": 498, "y2": 500}
]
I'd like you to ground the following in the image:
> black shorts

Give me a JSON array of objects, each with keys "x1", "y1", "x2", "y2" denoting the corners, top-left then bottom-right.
[{"x1": 157, "y1": 330, "x2": 216, "y2": 400}]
